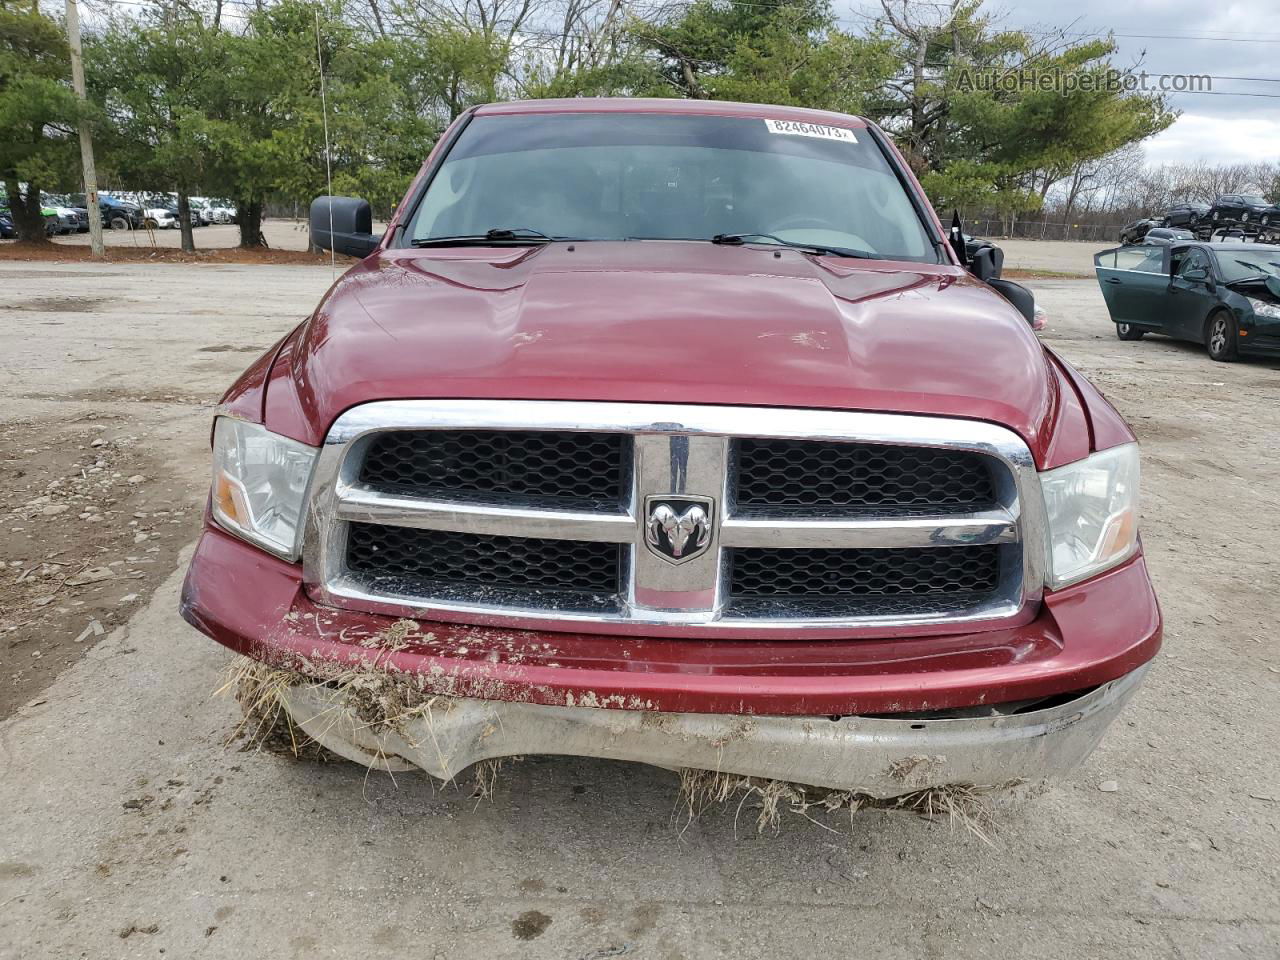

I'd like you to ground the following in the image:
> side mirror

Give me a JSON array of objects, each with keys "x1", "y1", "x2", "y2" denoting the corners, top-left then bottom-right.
[
  {"x1": 967, "y1": 244, "x2": 1003, "y2": 282},
  {"x1": 1182, "y1": 266, "x2": 1208, "y2": 283},
  {"x1": 310, "y1": 195, "x2": 379, "y2": 258},
  {"x1": 987, "y1": 278, "x2": 1036, "y2": 326}
]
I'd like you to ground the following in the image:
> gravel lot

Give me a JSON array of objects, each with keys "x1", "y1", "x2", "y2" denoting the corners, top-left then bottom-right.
[
  {"x1": 46, "y1": 218, "x2": 382, "y2": 254},
  {"x1": 1, "y1": 249, "x2": 1277, "y2": 958},
  {"x1": 48, "y1": 219, "x2": 317, "y2": 251}
]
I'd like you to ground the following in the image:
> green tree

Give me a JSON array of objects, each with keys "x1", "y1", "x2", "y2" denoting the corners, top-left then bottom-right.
[
  {"x1": 0, "y1": 0, "x2": 84, "y2": 242},
  {"x1": 873, "y1": 2, "x2": 1174, "y2": 220},
  {"x1": 87, "y1": 8, "x2": 223, "y2": 252},
  {"x1": 628, "y1": 0, "x2": 894, "y2": 113},
  {"x1": 194, "y1": 0, "x2": 436, "y2": 246},
  {"x1": 943, "y1": 39, "x2": 1174, "y2": 213}
]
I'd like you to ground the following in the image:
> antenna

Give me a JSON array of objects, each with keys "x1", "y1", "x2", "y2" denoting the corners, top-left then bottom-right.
[{"x1": 315, "y1": 9, "x2": 335, "y2": 280}]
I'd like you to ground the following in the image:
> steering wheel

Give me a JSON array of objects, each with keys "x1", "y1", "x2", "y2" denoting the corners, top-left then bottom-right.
[{"x1": 770, "y1": 215, "x2": 842, "y2": 232}]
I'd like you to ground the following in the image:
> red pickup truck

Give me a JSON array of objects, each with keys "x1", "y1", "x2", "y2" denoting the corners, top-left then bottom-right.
[{"x1": 181, "y1": 99, "x2": 1160, "y2": 797}]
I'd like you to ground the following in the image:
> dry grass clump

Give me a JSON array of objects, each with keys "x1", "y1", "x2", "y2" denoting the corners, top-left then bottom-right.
[
  {"x1": 469, "y1": 758, "x2": 507, "y2": 802},
  {"x1": 214, "y1": 656, "x2": 335, "y2": 761},
  {"x1": 676, "y1": 768, "x2": 1004, "y2": 844},
  {"x1": 214, "y1": 653, "x2": 504, "y2": 800}
]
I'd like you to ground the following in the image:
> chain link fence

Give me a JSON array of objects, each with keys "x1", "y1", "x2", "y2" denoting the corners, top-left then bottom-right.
[{"x1": 965, "y1": 218, "x2": 1124, "y2": 243}]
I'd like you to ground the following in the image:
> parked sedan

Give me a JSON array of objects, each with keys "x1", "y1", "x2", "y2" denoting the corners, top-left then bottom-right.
[
  {"x1": 44, "y1": 195, "x2": 90, "y2": 232},
  {"x1": 1208, "y1": 194, "x2": 1280, "y2": 229},
  {"x1": 43, "y1": 205, "x2": 81, "y2": 234},
  {"x1": 1162, "y1": 201, "x2": 1210, "y2": 229},
  {"x1": 0, "y1": 213, "x2": 14, "y2": 239},
  {"x1": 1094, "y1": 241, "x2": 1280, "y2": 361},
  {"x1": 1118, "y1": 218, "x2": 1158, "y2": 245},
  {"x1": 144, "y1": 207, "x2": 179, "y2": 229},
  {"x1": 1143, "y1": 227, "x2": 1195, "y2": 245}
]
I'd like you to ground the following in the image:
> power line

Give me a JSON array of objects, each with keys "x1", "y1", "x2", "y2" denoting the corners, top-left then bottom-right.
[
  {"x1": 1139, "y1": 72, "x2": 1280, "y2": 84},
  {"x1": 88, "y1": 0, "x2": 1280, "y2": 43},
  {"x1": 1167, "y1": 90, "x2": 1280, "y2": 99},
  {"x1": 1088, "y1": 32, "x2": 1280, "y2": 45}
]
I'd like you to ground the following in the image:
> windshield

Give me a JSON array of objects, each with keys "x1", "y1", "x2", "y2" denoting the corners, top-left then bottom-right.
[
  {"x1": 1216, "y1": 248, "x2": 1280, "y2": 282},
  {"x1": 405, "y1": 112, "x2": 938, "y2": 262}
]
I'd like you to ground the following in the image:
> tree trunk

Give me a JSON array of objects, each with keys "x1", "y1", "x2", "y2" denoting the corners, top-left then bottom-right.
[
  {"x1": 680, "y1": 60, "x2": 706, "y2": 99},
  {"x1": 5, "y1": 179, "x2": 51, "y2": 244},
  {"x1": 909, "y1": 38, "x2": 928, "y2": 156},
  {"x1": 176, "y1": 190, "x2": 196, "y2": 254},
  {"x1": 237, "y1": 197, "x2": 267, "y2": 248}
]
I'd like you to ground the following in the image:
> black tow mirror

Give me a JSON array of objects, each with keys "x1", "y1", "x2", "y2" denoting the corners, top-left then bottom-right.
[
  {"x1": 310, "y1": 196, "x2": 379, "y2": 258},
  {"x1": 967, "y1": 243, "x2": 1003, "y2": 282}
]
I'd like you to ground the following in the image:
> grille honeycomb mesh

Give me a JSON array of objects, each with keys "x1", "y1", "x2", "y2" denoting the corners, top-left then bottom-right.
[
  {"x1": 359, "y1": 430, "x2": 628, "y2": 511},
  {"x1": 735, "y1": 438, "x2": 996, "y2": 515},
  {"x1": 729, "y1": 545, "x2": 1001, "y2": 616},
  {"x1": 346, "y1": 522, "x2": 621, "y2": 607}
]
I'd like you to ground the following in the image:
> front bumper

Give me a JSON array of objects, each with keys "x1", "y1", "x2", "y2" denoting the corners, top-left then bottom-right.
[
  {"x1": 181, "y1": 524, "x2": 1161, "y2": 717},
  {"x1": 279, "y1": 663, "x2": 1150, "y2": 793}
]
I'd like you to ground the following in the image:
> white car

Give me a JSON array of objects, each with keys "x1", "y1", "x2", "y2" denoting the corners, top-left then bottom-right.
[
  {"x1": 205, "y1": 201, "x2": 237, "y2": 224},
  {"x1": 144, "y1": 207, "x2": 178, "y2": 229}
]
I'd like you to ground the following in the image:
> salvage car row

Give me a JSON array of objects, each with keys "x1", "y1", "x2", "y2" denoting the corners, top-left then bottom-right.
[
  {"x1": 1119, "y1": 194, "x2": 1280, "y2": 245},
  {"x1": 110, "y1": 193, "x2": 239, "y2": 228},
  {"x1": 0, "y1": 192, "x2": 237, "y2": 238}
]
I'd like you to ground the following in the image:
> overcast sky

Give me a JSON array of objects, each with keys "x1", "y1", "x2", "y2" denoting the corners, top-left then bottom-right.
[{"x1": 850, "y1": 0, "x2": 1280, "y2": 166}]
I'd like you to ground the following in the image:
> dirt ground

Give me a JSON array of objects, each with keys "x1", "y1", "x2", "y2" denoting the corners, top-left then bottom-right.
[{"x1": 1, "y1": 246, "x2": 1277, "y2": 958}]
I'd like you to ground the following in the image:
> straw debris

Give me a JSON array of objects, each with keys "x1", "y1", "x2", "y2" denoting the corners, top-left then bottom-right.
[
  {"x1": 675, "y1": 768, "x2": 1008, "y2": 843},
  {"x1": 215, "y1": 656, "x2": 333, "y2": 761},
  {"x1": 221, "y1": 654, "x2": 1011, "y2": 842}
]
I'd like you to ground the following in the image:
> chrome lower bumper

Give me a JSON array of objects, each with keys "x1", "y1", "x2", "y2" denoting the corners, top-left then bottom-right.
[{"x1": 280, "y1": 665, "x2": 1149, "y2": 797}]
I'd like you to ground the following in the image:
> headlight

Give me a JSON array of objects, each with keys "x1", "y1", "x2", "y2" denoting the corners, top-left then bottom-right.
[
  {"x1": 1246, "y1": 297, "x2": 1280, "y2": 319},
  {"x1": 210, "y1": 417, "x2": 318, "y2": 560},
  {"x1": 1039, "y1": 443, "x2": 1140, "y2": 589}
]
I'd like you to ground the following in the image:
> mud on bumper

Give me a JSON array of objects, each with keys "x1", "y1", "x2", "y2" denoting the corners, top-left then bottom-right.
[
  {"x1": 279, "y1": 665, "x2": 1149, "y2": 796},
  {"x1": 184, "y1": 525, "x2": 1160, "y2": 791}
]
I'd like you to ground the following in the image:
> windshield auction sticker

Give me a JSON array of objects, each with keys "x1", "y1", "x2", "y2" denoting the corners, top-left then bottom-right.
[{"x1": 763, "y1": 119, "x2": 858, "y2": 142}]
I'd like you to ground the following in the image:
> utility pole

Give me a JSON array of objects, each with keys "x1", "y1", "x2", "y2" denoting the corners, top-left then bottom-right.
[{"x1": 65, "y1": 0, "x2": 104, "y2": 257}]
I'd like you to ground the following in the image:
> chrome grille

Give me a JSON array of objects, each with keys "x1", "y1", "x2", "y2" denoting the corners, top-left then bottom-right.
[{"x1": 304, "y1": 401, "x2": 1045, "y2": 637}]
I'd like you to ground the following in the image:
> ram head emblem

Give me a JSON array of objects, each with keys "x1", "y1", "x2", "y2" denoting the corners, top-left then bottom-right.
[{"x1": 644, "y1": 497, "x2": 713, "y2": 564}]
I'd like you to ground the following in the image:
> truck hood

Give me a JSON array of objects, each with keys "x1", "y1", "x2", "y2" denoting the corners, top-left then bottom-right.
[{"x1": 267, "y1": 241, "x2": 1062, "y2": 456}]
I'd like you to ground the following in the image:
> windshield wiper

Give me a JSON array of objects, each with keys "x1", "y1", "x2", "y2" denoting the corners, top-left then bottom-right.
[
  {"x1": 710, "y1": 232, "x2": 879, "y2": 260},
  {"x1": 412, "y1": 227, "x2": 563, "y2": 248}
]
